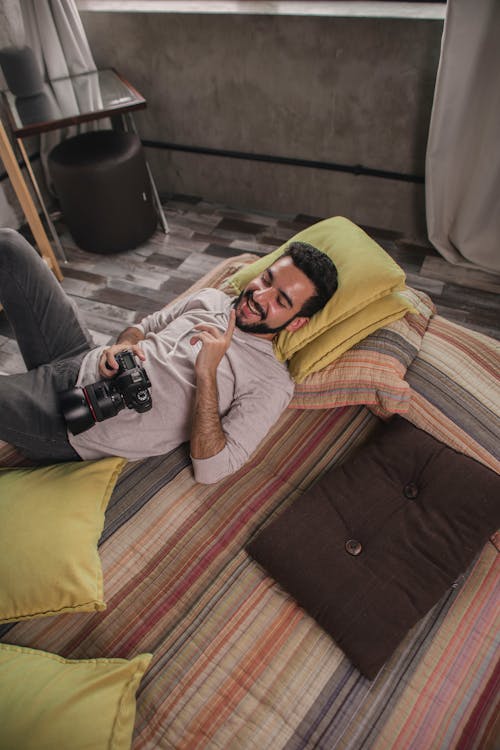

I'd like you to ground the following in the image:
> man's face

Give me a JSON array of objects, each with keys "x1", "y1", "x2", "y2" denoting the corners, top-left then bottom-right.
[{"x1": 234, "y1": 256, "x2": 316, "y2": 338}]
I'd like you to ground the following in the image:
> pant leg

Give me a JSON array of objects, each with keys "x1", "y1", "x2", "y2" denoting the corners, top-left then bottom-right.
[
  {"x1": 0, "y1": 354, "x2": 84, "y2": 462},
  {"x1": 0, "y1": 228, "x2": 93, "y2": 370}
]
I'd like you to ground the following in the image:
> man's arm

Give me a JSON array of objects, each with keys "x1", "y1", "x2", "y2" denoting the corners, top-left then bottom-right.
[
  {"x1": 190, "y1": 309, "x2": 236, "y2": 460},
  {"x1": 190, "y1": 370, "x2": 226, "y2": 459},
  {"x1": 191, "y1": 378, "x2": 293, "y2": 484},
  {"x1": 117, "y1": 326, "x2": 145, "y2": 346},
  {"x1": 99, "y1": 290, "x2": 205, "y2": 378},
  {"x1": 189, "y1": 308, "x2": 293, "y2": 483}
]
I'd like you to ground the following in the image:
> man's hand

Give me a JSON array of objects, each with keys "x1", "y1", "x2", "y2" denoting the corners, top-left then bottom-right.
[
  {"x1": 98, "y1": 325, "x2": 146, "y2": 378},
  {"x1": 98, "y1": 341, "x2": 146, "y2": 378},
  {"x1": 190, "y1": 309, "x2": 236, "y2": 378}
]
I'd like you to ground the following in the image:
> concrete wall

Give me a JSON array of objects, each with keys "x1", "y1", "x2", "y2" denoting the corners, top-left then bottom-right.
[{"x1": 80, "y1": 11, "x2": 443, "y2": 239}]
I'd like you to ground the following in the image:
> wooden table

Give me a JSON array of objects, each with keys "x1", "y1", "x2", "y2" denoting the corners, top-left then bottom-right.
[{"x1": 1, "y1": 68, "x2": 168, "y2": 280}]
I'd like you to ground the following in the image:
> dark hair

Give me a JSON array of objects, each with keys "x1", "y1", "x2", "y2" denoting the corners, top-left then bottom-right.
[{"x1": 283, "y1": 241, "x2": 338, "y2": 318}]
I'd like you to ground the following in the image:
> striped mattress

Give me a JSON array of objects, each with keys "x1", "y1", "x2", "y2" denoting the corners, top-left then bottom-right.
[
  {"x1": 0, "y1": 258, "x2": 498, "y2": 749},
  {"x1": 1, "y1": 405, "x2": 498, "y2": 748}
]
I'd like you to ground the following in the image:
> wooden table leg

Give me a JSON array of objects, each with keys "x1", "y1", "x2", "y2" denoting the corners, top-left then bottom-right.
[
  {"x1": 0, "y1": 119, "x2": 63, "y2": 281},
  {"x1": 16, "y1": 136, "x2": 67, "y2": 264}
]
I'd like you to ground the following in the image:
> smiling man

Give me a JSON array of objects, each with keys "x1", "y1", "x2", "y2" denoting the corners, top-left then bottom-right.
[
  {"x1": 234, "y1": 253, "x2": 317, "y2": 335},
  {"x1": 0, "y1": 231, "x2": 337, "y2": 483}
]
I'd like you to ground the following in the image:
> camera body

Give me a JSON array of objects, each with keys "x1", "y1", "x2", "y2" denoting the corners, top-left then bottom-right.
[{"x1": 60, "y1": 350, "x2": 152, "y2": 436}]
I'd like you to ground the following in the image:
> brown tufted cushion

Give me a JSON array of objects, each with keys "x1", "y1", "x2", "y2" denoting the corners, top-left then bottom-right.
[{"x1": 247, "y1": 418, "x2": 500, "y2": 679}]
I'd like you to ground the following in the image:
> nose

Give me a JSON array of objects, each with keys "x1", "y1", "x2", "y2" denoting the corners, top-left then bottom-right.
[{"x1": 253, "y1": 286, "x2": 273, "y2": 303}]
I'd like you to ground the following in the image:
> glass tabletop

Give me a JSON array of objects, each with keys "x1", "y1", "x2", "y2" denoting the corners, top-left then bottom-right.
[{"x1": 3, "y1": 68, "x2": 146, "y2": 138}]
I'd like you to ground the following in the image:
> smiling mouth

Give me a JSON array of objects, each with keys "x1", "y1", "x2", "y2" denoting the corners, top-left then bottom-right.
[{"x1": 242, "y1": 292, "x2": 264, "y2": 319}]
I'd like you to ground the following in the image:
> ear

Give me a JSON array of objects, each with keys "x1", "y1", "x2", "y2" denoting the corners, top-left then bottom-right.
[{"x1": 285, "y1": 316, "x2": 309, "y2": 333}]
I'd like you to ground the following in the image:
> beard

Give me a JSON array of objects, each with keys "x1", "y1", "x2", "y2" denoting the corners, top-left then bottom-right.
[{"x1": 232, "y1": 291, "x2": 297, "y2": 335}]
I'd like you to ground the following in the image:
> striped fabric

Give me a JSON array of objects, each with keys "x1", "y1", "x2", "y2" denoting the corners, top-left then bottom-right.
[
  {"x1": 1, "y1": 258, "x2": 498, "y2": 748},
  {"x1": 405, "y1": 315, "x2": 500, "y2": 474},
  {"x1": 290, "y1": 286, "x2": 435, "y2": 415},
  {"x1": 1, "y1": 404, "x2": 498, "y2": 748}
]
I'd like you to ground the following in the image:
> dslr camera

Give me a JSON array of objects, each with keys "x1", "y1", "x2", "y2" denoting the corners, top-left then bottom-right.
[{"x1": 60, "y1": 350, "x2": 152, "y2": 436}]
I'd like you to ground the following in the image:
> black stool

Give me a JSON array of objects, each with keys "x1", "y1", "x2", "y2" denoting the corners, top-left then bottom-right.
[{"x1": 49, "y1": 130, "x2": 158, "y2": 253}]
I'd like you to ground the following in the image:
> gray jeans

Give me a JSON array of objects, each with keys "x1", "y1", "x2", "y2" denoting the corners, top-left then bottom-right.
[{"x1": 0, "y1": 229, "x2": 94, "y2": 461}]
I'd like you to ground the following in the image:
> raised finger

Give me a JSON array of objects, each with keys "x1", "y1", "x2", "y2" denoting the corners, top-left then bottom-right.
[{"x1": 226, "y1": 309, "x2": 236, "y2": 339}]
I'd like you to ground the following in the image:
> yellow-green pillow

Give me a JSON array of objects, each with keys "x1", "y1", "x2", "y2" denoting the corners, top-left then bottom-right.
[
  {"x1": 0, "y1": 644, "x2": 151, "y2": 750},
  {"x1": 289, "y1": 292, "x2": 411, "y2": 381},
  {"x1": 228, "y1": 216, "x2": 411, "y2": 375},
  {"x1": 0, "y1": 457, "x2": 126, "y2": 624}
]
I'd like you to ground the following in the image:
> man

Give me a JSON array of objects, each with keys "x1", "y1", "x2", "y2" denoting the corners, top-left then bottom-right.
[{"x1": 0, "y1": 228, "x2": 337, "y2": 483}]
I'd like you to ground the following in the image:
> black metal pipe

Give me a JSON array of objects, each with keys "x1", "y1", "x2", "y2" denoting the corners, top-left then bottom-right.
[
  {"x1": 1, "y1": 142, "x2": 425, "y2": 186},
  {"x1": 142, "y1": 139, "x2": 425, "y2": 184}
]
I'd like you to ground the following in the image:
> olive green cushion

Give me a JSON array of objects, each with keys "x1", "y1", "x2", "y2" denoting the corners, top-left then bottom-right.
[
  {"x1": 0, "y1": 643, "x2": 151, "y2": 750},
  {"x1": 0, "y1": 457, "x2": 126, "y2": 624}
]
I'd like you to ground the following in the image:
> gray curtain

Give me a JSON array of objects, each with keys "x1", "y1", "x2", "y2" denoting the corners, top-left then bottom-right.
[
  {"x1": 20, "y1": 0, "x2": 100, "y2": 186},
  {"x1": 0, "y1": 2, "x2": 23, "y2": 45},
  {"x1": 425, "y1": 0, "x2": 500, "y2": 273},
  {"x1": 21, "y1": 0, "x2": 95, "y2": 80}
]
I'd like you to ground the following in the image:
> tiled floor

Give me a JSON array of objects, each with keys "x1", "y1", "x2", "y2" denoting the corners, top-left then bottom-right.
[{"x1": 1, "y1": 194, "x2": 499, "y2": 375}]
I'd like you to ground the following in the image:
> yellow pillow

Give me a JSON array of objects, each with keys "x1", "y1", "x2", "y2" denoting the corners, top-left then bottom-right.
[
  {"x1": 289, "y1": 292, "x2": 411, "y2": 381},
  {"x1": 0, "y1": 457, "x2": 126, "y2": 624},
  {"x1": 228, "y1": 216, "x2": 412, "y2": 378},
  {"x1": 0, "y1": 644, "x2": 151, "y2": 750}
]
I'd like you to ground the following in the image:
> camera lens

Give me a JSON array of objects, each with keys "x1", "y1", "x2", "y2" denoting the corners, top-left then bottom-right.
[
  {"x1": 86, "y1": 382, "x2": 124, "y2": 422},
  {"x1": 59, "y1": 387, "x2": 96, "y2": 436},
  {"x1": 59, "y1": 349, "x2": 152, "y2": 436}
]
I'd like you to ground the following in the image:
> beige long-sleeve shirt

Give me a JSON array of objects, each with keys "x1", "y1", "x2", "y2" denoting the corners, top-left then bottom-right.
[{"x1": 69, "y1": 289, "x2": 294, "y2": 483}]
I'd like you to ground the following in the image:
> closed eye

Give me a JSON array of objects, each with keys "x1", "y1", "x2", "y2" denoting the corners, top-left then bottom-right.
[
  {"x1": 278, "y1": 287, "x2": 293, "y2": 309},
  {"x1": 264, "y1": 268, "x2": 292, "y2": 308}
]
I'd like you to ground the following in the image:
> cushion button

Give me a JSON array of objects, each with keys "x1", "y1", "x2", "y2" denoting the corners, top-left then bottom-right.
[
  {"x1": 404, "y1": 482, "x2": 419, "y2": 500},
  {"x1": 345, "y1": 539, "x2": 362, "y2": 556}
]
